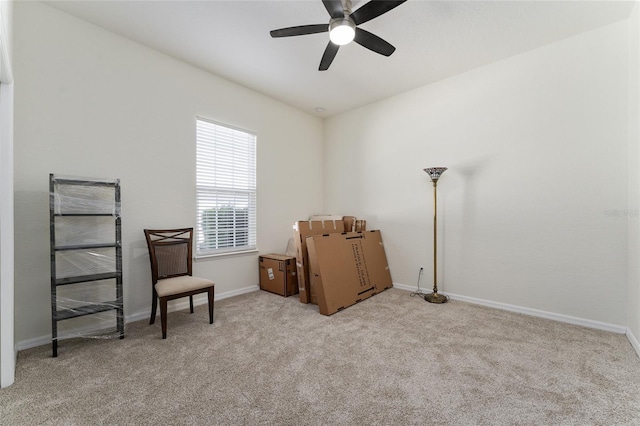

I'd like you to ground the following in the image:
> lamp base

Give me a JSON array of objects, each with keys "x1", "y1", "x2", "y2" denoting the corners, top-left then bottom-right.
[{"x1": 424, "y1": 292, "x2": 448, "y2": 304}]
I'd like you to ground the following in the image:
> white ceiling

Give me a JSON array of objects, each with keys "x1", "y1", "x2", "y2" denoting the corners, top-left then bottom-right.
[{"x1": 45, "y1": 0, "x2": 635, "y2": 117}]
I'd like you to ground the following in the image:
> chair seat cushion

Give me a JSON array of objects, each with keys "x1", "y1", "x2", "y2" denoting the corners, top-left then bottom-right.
[{"x1": 155, "y1": 275, "x2": 215, "y2": 297}]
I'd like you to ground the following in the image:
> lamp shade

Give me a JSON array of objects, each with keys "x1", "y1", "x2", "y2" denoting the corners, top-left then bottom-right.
[{"x1": 424, "y1": 167, "x2": 447, "y2": 183}]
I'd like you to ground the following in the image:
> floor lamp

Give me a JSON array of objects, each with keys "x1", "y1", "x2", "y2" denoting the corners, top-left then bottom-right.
[{"x1": 423, "y1": 167, "x2": 448, "y2": 304}]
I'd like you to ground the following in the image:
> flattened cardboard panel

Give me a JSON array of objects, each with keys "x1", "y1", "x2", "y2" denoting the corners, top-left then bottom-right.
[
  {"x1": 292, "y1": 220, "x2": 345, "y2": 304},
  {"x1": 349, "y1": 236, "x2": 370, "y2": 290},
  {"x1": 361, "y1": 231, "x2": 393, "y2": 291},
  {"x1": 307, "y1": 231, "x2": 393, "y2": 316}
]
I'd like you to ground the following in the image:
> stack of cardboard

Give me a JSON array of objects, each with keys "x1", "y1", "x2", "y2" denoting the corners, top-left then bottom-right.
[
  {"x1": 292, "y1": 217, "x2": 392, "y2": 315},
  {"x1": 292, "y1": 219, "x2": 345, "y2": 304}
]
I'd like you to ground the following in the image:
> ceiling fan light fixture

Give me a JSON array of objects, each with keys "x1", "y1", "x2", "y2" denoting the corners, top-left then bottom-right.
[
  {"x1": 329, "y1": 18, "x2": 356, "y2": 45},
  {"x1": 270, "y1": 0, "x2": 408, "y2": 70}
]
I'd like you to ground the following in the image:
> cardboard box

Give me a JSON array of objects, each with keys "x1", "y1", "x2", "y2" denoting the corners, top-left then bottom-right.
[
  {"x1": 343, "y1": 216, "x2": 356, "y2": 232},
  {"x1": 335, "y1": 216, "x2": 365, "y2": 233},
  {"x1": 292, "y1": 220, "x2": 345, "y2": 304},
  {"x1": 306, "y1": 230, "x2": 393, "y2": 316},
  {"x1": 259, "y1": 254, "x2": 298, "y2": 297},
  {"x1": 310, "y1": 215, "x2": 344, "y2": 221}
]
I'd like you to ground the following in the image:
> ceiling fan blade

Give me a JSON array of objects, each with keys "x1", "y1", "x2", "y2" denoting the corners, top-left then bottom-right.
[
  {"x1": 354, "y1": 28, "x2": 396, "y2": 56},
  {"x1": 270, "y1": 24, "x2": 328, "y2": 38},
  {"x1": 350, "y1": 0, "x2": 407, "y2": 26},
  {"x1": 319, "y1": 42, "x2": 340, "y2": 71},
  {"x1": 322, "y1": 0, "x2": 345, "y2": 19}
]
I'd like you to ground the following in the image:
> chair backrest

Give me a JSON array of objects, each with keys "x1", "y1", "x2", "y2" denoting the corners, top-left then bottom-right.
[{"x1": 144, "y1": 228, "x2": 194, "y2": 284}]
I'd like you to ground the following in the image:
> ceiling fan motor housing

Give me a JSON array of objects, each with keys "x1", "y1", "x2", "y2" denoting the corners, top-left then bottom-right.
[{"x1": 329, "y1": 17, "x2": 356, "y2": 45}]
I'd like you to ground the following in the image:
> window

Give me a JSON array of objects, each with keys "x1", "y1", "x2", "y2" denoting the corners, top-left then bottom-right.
[{"x1": 196, "y1": 118, "x2": 256, "y2": 256}]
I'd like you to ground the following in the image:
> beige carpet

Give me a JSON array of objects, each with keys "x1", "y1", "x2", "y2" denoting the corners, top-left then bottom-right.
[{"x1": 1, "y1": 288, "x2": 639, "y2": 425}]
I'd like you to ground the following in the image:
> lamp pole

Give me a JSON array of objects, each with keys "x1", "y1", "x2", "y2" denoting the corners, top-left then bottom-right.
[{"x1": 423, "y1": 167, "x2": 448, "y2": 304}]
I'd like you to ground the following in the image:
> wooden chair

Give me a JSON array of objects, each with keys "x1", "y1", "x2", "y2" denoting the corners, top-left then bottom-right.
[{"x1": 144, "y1": 228, "x2": 215, "y2": 339}]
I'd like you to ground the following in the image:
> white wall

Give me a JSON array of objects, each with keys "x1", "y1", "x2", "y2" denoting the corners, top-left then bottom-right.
[
  {"x1": 12, "y1": 2, "x2": 324, "y2": 345},
  {"x1": 324, "y1": 21, "x2": 630, "y2": 326},
  {"x1": 628, "y1": 2, "x2": 640, "y2": 350}
]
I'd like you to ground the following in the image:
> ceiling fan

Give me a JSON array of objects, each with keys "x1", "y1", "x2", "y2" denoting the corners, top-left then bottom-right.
[{"x1": 270, "y1": 0, "x2": 407, "y2": 71}]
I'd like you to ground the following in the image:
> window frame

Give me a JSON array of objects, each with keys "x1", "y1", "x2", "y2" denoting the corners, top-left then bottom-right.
[{"x1": 195, "y1": 117, "x2": 257, "y2": 259}]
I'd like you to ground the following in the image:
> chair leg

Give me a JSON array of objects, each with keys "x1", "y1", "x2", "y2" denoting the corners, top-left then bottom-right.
[
  {"x1": 189, "y1": 295, "x2": 194, "y2": 314},
  {"x1": 150, "y1": 290, "x2": 158, "y2": 325},
  {"x1": 208, "y1": 287, "x2": 214, "y2": 324},
  {"x1": 160, "y1": 297, "x2": 168, "y2": 339}
]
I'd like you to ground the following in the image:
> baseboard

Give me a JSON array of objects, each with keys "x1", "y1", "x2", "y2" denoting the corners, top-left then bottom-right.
[
  {"x1": 16, "y1": 284, "x2": 260, "y2": 351},
  {"x1": 126, "y1": 284, "x2": 259, "y2": 323},
  {"x1": 19, "y1": 284, "x2": 636, "y2": 358},
  {"x1": 627, "y1": 328, "x2": 640, "y2": 358},
  {"x1": 16, "y1": 335, "x2": 50, "y2": 352},
  {"x1": 393, "y1": 283, "x2": 627, "y2": 334}
]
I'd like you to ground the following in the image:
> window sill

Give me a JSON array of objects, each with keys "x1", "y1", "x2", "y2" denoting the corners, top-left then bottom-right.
[{"x1": 194, "y1": 248, "x2": 259, "y2": 262}]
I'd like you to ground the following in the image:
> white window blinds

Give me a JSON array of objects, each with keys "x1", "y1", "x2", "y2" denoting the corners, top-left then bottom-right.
[{"x1": 196, "y1": 118, "x2": 256, "y2": 256}]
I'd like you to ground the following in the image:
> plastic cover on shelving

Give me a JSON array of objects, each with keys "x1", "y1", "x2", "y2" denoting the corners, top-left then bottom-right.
[
  {"x1": 50, "y1": 174, "x2": 124, "y2": 341},
  {"x1": 53, "y1": 312, "x2": 125, "y2": 341},
  {"x1": 52, "y1": 176, "x2": 120, "y2": 217},
  {"x1": 54, "y1": 216, "x2": 116, "y2": 247},
  {"x1": 54, "y1": 248, "x2": 117, "y2": 278},
  {"x1": 53, "y1": 280, "x2": 124, "y2": 341}
]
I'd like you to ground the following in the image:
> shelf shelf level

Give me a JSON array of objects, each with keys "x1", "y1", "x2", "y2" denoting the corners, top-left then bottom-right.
[
  {"x1": 55, "y1": 272, "x2": 120, "y2": 286},
  {"x1": 54, "y1": 242, "x2": 120, "y2": 251},
  {"x1": 54, "y1": 213, "x2": 116, "y2": 217},
  {"x1": 55, "y1": 302, "x2": 121, "y2": 321},
  {"x1": 51, "y1": 178, "x2": 118, "y2": 187}
]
